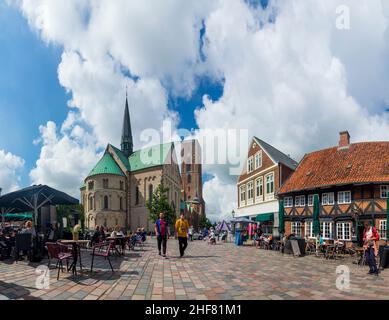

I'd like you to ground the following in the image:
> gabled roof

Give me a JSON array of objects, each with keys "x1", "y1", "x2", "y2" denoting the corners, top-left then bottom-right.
[
  {"x1": 109, "y1": 144, "x2": 131, "y2": 171},
  {"x1": 254, "y1": 137, "x2": 298, "y2": 169},
  {"x1": 128, "y1": 142, "x2": 173, "y2": 172},
  {"x1": 87, "y1": 152, "x2": 125, "y2": 178},
  {"x1": 278, "y1": 141, "x2": 389, "y2": 194}
]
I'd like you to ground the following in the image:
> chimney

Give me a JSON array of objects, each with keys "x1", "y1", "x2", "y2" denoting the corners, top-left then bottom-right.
[{"x1": 338, "y1": 131, "x2": 350, "y2": 149}]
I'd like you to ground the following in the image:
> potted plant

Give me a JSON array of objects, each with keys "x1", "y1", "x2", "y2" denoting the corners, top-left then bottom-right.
[{"x1": 72, "y1": 224, "x2": 81, "y2": 241}]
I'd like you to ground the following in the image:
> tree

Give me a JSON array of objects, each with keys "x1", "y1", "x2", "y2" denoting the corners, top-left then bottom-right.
[
  {"x1": 199, "y1": 214, "x2": 212, "y2": 229},
  {"x1": 146, "y1": 184, "x2": 176, "y2": 226}
]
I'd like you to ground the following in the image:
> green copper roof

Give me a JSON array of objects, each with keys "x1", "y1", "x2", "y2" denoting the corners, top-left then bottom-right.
[
  {"x1": 87, "y1": 152, "x2": 125, "y2": 178},
  {"x1": 109, "y1": 144, "x2": 131, "y2": 171},
  {"x1": 80, "y1": 182, "x2": 86, "y2": 189},
  {"x1": 129, "y1": 143, "x2": 172, "y2": 172}
]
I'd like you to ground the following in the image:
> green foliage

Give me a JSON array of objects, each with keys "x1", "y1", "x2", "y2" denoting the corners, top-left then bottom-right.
[
  {"x1": 146, "y1": 184, "x2": 176, "y2": 225},
  {"x1": 199, "y1": 214, "x2": 212, "y2": 229}
]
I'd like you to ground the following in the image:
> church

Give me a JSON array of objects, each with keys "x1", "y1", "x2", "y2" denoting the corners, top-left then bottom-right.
[{"x1": 80, "y1": 96, "x2": 181, "y2": 232}]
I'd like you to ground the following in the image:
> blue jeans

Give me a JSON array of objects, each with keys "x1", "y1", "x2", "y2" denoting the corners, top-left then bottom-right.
[{"x1": 365, "y1": 246, "x2": 378, "y2": 273}]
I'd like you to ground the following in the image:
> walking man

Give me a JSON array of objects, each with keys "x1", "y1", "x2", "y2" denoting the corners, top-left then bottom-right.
[
  {"x1": 155, "y1": 212, "x2": 169, "y2": 258},
  {"x1": 363, "y1": 221, "x2": 380, "y2": 276},
  {"x1": 175, "y1": 213, "x2": 189, "y2": 258}
]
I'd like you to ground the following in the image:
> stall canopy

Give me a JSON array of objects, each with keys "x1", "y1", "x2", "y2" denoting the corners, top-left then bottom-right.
[
  {"x1": 255, "y1": 213, "x2": 274, "y2": 222},
  {"x1": 0, "y1": 184, "x2": 79, "y2": 226},
  {"x1": 4, "y1": 213, "x2": 33, "y2": 222},
  {"x1": 230, "y1": 217, "x2": 254, "y2": 224},
  {"x1": 216, "y1": 220, "x2": 231, "y2": 232}
]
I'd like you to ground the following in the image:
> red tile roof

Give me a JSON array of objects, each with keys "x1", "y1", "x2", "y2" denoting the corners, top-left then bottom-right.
[{"x1": 278, "y1": 142, "x2": 389, "y2": 194}]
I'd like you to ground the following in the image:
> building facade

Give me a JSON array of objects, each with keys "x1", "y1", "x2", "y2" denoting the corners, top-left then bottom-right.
[
  {"x1": 236, "y1": 137, "x2": 298, "y2": 235},
  {"x1": 180, "y1": 139, "x2": 205, "y2": 231},
  {"x1": 80, "y1": 97, "x2": 181, "y2": 232},
  {"x1": 278, "y1": 131, "x2": 389, "y2": 246}
]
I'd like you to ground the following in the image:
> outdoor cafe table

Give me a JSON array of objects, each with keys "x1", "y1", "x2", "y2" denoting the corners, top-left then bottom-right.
[
  {"x1": 106, "y1": 236, "x2": 129, "y2": 256},
  {"x1": 58, "y1": 240, "x2": 90, "y2": 275}
]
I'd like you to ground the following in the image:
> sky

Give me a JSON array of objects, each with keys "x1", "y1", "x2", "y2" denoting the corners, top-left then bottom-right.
[{"x1": 1, "y1": 0, "x2": 389, "y2": 222}]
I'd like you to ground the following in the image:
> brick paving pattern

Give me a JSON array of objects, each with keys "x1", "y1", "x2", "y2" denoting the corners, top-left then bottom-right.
[{"x1": 0, "y1": 239, "x2": 388, "y2": 300}]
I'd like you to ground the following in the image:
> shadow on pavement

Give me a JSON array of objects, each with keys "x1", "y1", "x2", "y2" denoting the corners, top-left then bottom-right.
[{"x1": 0, "y1": 281, "x2": 42, "y2": 300}]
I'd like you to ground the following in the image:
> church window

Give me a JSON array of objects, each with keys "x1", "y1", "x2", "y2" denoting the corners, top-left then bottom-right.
[
  {"x1": 148, "y1": 184, "x2": 153, "y2": 204},
  {"x1": 120, "y1": 197, "x2": 123, "y2": 210},
  {"x1": 120, "y1": 181, "x2": 124, "y2": 190},
  {"x1": 104, "y1": 196, "x2": 109, "y2": 209},
  {"x1": 188, "y1": 174, "x2": 192, "y2": 183},
  {"x1": 88, "y1": 181, "x2": 94, "y2": 190},
  {"x1": 135, "y1": 186, "x2": 140, "y2": 205},
  {"x1": 103, "y1": 179, "x2": 109, "y2": 189}
]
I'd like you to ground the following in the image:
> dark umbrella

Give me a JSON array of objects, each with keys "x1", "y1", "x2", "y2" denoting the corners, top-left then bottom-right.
[
  {"x1": 313, "y1": 194, "x2": 320, "y2": 236},
  {"x1": 278, "y1": 200, "x2": 285, "y2": 235}
]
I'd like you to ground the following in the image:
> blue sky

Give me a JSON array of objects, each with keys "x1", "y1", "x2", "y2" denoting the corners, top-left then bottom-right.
[
  {"x1": 0, "y1": 2, "x2": 223, "y2": 188},
  {"x1": 0, "y1": 2, "x2": 69, "y2": 186}
]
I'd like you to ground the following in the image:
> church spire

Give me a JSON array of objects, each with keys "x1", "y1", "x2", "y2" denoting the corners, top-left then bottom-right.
[{"x1": 121, "y1": 92, "x2": 133, "y2": 158}]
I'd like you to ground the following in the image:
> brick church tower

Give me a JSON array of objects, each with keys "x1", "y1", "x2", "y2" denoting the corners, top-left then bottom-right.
[{"x1": 180, "y1": 139, "x2": 205, "y2": 231}]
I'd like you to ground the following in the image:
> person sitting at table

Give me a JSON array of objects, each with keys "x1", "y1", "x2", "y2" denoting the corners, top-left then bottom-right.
[
  {"x1": 91, "y1": 225, "x2": 101, "y2": 245},
  {"x1": 21, "y1": 221, "x2": 36, "y2": 238},
  {"x1": 99, "y1": 225, "x2": 106, "y2": 241}
]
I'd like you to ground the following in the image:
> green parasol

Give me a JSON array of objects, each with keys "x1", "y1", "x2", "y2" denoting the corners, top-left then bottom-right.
[
  {"x1": 313, "y1": 194, "x2": 320, "y2": 236},
  {"x1": 278, "y1": 200, "x2": 285, "y2": 235}
]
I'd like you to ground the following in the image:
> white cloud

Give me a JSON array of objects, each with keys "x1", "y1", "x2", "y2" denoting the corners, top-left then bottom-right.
[
  {"x1": 203, "y1": 174, "x2": 236, "y2": 222},
  {"x1": 0, "y1": 149, "x2": 25, "y2": 194},
  {"x1": 29, "y1": 121, "x2": 99, "y2": 197}
]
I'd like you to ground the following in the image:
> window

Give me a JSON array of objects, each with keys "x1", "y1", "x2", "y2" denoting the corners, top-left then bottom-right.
[
  {"x1": 103, "y1": 178, "x2": 109, "y2": 189},
  {"x1": 380, "y1": 185, "x2": 389, "y2": 199},
  {"x1": 308, "y1": 194, "x2": 319, "y2": 206},
  {"x1": 284, "y1": 197, "x2": 293, "y2": 208},
  {"x1": 188, "y1": 174, "x2": 192, "y2": 184},
  {"x1": 337, "y1": 191, "x2": 351, "y2": 204},
  {"x1": 186, "y1": 164, "x2": 191, "y2": 172},
  {"x1": 305, "y1": 221, "x2": 315, "y2": 238},
  {"x1": 89, "y1": 196, "x2": 93, "y2": 211},
  {"x1": 291, "y1": 222, "x2": 302, "y2": 237},
  {"x1": 148, "y1": 184, "x2": 153, "y2": 203},
  {"x1": 320, "y1": 221, "x2": 333, "y2": 240},
  {"x1": 247, "y1": 181, "x2": 254, "y2": 204},
  {"x1": 255, "y1": 177, "x2": 263, "y2": 202},
  {"x1": 120, "y1": 197, "x2": 123, "y2": 210},
  {"x1": 103, "y1": 196, "x2": 109, "y2": 209},
  {"x1": 379, "y1": 220, "x2": 387, "y2": 240},
  {"x1": 135, "y1": 186, "x2": 140, "y2": 205},
  {"x1": 88, "y1": 181, "x2": 94, "y2": 191},
  {"x1": 336, "y1": 222, "x2": 352, "y2": 241},
  {"x1": 255, "y1": 151, "x2": 262, "y2": 169},
  {"x1": 322, "y1": 193, "x2": 335, "y2": 205},
  {"x1": 266, "y1": 173, "x2": 274, "y2": 195},
  {"x1": 239, "y1": 185, "x2": 246, "y2": 206},
  {"x1": 295, "y1": 195, "x2": 305, "y2": 207},
  {"x1": 247, "y1": 157, "x2": 254, "y2": 173},
  {"x1": 120, "y1": 181, "x2": 124, "y2": 190}
]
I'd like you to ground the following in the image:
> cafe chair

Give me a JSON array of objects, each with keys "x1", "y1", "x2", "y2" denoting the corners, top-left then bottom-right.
[
  {"x1": 46, "y1": 242, "x2": 73, "y2": 280},
  {"x1": 90, "y1": 241, "x2": 115, "y2": 273},
  {"x1": 15, "y1": 233, "x2": 33, "y2": 262}
]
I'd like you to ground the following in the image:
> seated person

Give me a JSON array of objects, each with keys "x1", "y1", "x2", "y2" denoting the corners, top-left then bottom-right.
[{"x1": 91, "y1": 225, "x2": 101, "y2": 245}]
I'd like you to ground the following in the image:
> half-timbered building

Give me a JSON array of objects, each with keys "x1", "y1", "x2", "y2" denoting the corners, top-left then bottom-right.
[{"x1": 278, "y1": 131, "x2": 389, "y2": 246}]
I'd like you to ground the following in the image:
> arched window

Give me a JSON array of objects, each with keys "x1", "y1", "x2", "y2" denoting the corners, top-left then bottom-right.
[
  {"x1": 148, "y1": 184, "x2": 153, "y2": 203},
  {"x1": 135, "y1": 186, "x2": 140, "y2": 205},
  {"x1": 104, "y1": 196, "x2": 109, "y2": 209},
  {"x1": 89, "y1": 196, "x2": 93, "y2": 211},
  {"x1": 188, "y1": 174, "x2": 192, "y2": 183}
]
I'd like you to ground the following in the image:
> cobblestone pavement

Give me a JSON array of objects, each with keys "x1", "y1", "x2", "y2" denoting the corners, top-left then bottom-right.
[{"x1": 0, "y1": 239, "x2": 388, "y2": 300}]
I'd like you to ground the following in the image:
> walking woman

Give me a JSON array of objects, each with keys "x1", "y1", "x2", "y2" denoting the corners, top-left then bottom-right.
[{"x1": 363, "y1": 221, "x2": 380, "y2": 276}]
